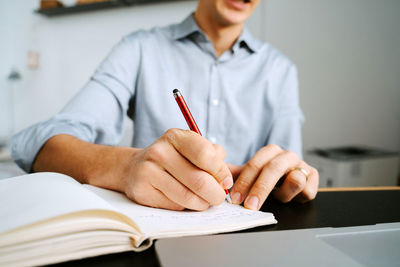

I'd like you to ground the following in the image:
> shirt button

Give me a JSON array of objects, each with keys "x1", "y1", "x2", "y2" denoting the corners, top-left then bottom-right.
[
  {"x1": 209, "y1": 137, "x2": 217, "y2": 143},
  {"x1": 211, "y1": 99, "x2": 219, "y2": 106}
]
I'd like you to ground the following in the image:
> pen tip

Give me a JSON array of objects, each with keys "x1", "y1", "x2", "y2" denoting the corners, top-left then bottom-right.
[
  {"x1": 173, "y1": 89, "x2": 179, "y2": 94},
  {"x1": 226, "y1": 193, "x2": 232, "y2": 204}
]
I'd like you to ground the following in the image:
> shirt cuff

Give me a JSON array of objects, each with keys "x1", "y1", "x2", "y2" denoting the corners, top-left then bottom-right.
[{"x1": 10, "y1": 118, "x2": 94, "y2": 173}]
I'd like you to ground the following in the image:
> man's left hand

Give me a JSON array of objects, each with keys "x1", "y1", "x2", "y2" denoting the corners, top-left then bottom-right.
[{"x1": 228, "y1": 144, "x2": 319, "y2": 210}]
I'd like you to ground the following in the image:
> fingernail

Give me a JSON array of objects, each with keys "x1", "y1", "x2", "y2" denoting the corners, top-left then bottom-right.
[
  {"x1": 231, "y1": 192, "x2": 241, "y2": 204},
  {"x1": 245, "y1": 196, "x2": 259, "y2": 210},
  {"x1": 221, "y1": 177, "x2": 233, "y2": 189}
]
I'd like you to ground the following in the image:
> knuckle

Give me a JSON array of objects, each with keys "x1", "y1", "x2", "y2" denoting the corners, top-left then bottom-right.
[
  {"x1": 287, "y1": 175, "x2": 305, "y2": 192},
  {"x1": 253, "y1": 181, "x2": 269, "y2": 193},
  {"x1": 235, "y1": 177, "x2": 253, "y2": 190},
  {"x1": 163, "y1": 128, "x2": 181, "y2": 143},
  {"x1": 246, "y1": 159, "x2": 263, "y2": 173},
  {"x1": 268, "y1": 158, "x2": 286, "y2": 173},
  {"x1": 145, "y1": 144, "x2": 166, "y2": 163},
  {"x1": 283, "y1": 150, "x2": 300, "y2": 163},
  {"x1": 190, "y1": 173, "x2": 209, "y2": 192},
  {"x1": 265, "y1": 144, "x2": 283, "y2": 153}
]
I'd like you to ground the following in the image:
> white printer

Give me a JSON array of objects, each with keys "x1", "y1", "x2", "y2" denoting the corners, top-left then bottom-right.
[{"x1": 305, "y1": 146, "x2": 399, "y2": 187}]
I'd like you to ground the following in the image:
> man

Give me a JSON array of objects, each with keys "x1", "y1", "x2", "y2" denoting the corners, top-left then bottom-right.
[{"x1": 11, "y1": 0, "x2": 318, "y2": 211}]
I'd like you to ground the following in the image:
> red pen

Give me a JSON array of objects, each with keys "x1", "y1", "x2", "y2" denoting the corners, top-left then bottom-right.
[{"x1": 173, "y1": 89, "x2": 232, "y2": 204}]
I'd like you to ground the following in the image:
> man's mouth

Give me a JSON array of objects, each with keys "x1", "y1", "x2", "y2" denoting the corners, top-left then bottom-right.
[{"x1": 228, "y1": 0, "x2": 251, "y2": 10}]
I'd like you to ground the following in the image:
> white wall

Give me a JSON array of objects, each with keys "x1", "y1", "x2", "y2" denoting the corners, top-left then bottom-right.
[
  {"x1": 1, "y1": 0, "x2": 399, "y2": 155},
  {"x1": 0, "y1": 0, "x2": 198, "y2": 139},
  {"x1": 262, "y1": 0, "x2": 400, "y2": 152}
]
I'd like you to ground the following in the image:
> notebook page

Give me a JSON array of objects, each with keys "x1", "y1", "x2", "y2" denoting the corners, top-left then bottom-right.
[
  {"x1": 0, "y1": 172, "x2": 117, "y2": 234},
  {"x1": 85, "y1": 185, "x2": 277, "y2": 239}
]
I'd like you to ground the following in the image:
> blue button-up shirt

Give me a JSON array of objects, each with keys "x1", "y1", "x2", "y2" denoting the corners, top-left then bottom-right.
[{"x1": 11, "y1": 14, "x2": 304, "y2": 172}]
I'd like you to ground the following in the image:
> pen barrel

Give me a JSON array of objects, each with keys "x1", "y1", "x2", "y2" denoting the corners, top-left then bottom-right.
[
  {"x1": 174, "y1": 95, "x2": 202, "y2": 136},
  {"x1": 173, "y1": 89, "x2": 230, "y2": 199}
]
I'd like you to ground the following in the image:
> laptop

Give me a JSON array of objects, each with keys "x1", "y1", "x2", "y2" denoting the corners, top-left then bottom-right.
[{"x1": 155, "y1": 222, "x2": 400, "y2": 267}]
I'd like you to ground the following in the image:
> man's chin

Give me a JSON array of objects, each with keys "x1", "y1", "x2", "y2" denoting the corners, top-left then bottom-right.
[{"x1": 218, "y1": 11, "x2": 249, "y2": 27}]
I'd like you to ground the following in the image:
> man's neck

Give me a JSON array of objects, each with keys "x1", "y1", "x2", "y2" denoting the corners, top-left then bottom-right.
[{"x1": 194, "y1": 12, "x2": 243, "y2": 58}]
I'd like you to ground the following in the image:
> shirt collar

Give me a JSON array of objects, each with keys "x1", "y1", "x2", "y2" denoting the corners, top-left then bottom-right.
[
  {"x1": 234, "y1": 27, "x2": 263, "y2": 53},
  {"x1": 173, "y1": 14, "x2": 263, "y2": 54},
  {"x1": 172, "y1": 14, "x2": 201, "y2": 40}
]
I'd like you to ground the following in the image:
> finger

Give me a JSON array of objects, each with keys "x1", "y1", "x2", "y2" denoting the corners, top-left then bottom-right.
[
  {"x1": 146, "y1": 139, "x2": 226, "y2": 206},
  {"x1": 294, "y1": 167, "x2": 319, "y2": 203},
  {"x1": 230, "y1": 144, "x2": 283, "y2": 204},
  {"x1": 144, "y1": 188, "x2": 186, "y2": 211},
  {"x1": 226, "y1": 163, "x2": 243, "y2": 180},
  {"x1": 127, "y1": 180, "x2": 185, "y2": 211},
  {"x1": 272, "y1": 164, "x2": 310, "y2": 203},
  {"x1": 244, "y1": 150, "x2": 301, "y2": 210},
  {"x1": 124, "y1": 161, "x2": 185, "y2": 211},
  {"x1": 150, "y1": 164, "x2": 210, "y2": 211},
  {"x1": 163, "y1": 129, "x2": 233, "y2": 188}
]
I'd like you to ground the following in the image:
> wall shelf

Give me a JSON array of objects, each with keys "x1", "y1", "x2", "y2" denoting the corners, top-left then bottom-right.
[{"x1": 35, "y1": 0, "x2": 191, "y2": 17}]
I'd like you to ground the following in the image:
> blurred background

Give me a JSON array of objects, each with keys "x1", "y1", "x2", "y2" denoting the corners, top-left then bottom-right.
[{"x1": 0, "y1": 0, "x2": 399, "y2": 186}]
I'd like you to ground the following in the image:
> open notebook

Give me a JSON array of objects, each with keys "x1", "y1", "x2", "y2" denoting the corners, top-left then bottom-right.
[{"x1": 0, "y1": 172, "x2": 277, "y2": 267}]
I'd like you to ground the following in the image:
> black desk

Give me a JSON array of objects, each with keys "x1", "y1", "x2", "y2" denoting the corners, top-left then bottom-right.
[{"x1": 51, "y1": 189, "x2": 400, "y2": 267}]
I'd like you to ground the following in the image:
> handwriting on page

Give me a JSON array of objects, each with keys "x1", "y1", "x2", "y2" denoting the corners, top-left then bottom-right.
[
  {"x1": 131, "y1": 202, "x2": 273, "y2": 235},
  {"x1": 137, "y1": 205, "x2": 260, "y2": 221}
]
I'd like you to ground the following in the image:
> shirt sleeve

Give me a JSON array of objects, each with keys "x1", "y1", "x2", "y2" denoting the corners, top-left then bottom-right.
[
  {"x1": 267, "y1": 64, "x2": 305, "y2": 158},
  {"x1": 11, "y1": 34, "x2": 141, "y2": 172}
]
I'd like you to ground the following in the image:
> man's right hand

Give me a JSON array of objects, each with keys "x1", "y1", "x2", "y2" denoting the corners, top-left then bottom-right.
[
  {"x1": 33, "y1": 129, "x2": 233, "y2": 211},
  {"x1": 121, "y1": 129, "x2": 233, "y2": 211}
]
